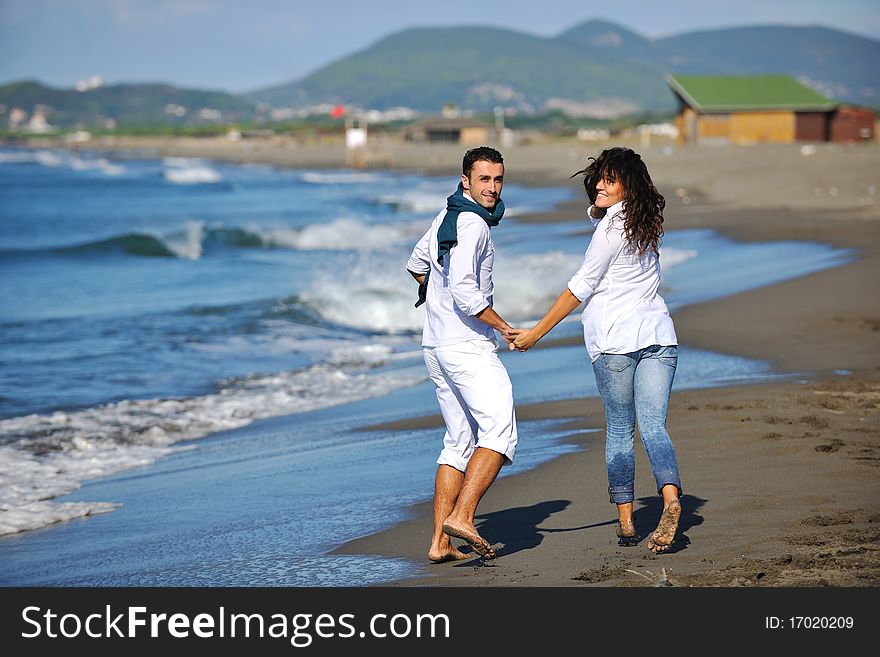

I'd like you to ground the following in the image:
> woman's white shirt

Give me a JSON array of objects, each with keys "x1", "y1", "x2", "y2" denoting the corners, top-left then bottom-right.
[{"x1": 566, "y1": 200, "x2": 677, "y2": 362}]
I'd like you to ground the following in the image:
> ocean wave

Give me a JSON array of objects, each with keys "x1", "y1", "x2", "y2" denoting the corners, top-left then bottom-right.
[
  {"x1": 264, "y1": 218, "x2": 423, "y2": 251},
  {"x1": 660, "y1": 246, "x2": 699, "y2": 268},
  {"x1": 302, "y1": 250, "x2": 585, "y2": 334},
  {"x1": 0, "y1": 149, "x2": 125, "y2": 175},
  {"x1": 299, "y1": 171, "x2": 383, "y2": 185},
  {"x1": 0, "y1": 151, "x2": 37, "y2": 164},
  {"x1": 303, "y1": 260, "x2": 425, "y2": 333},
  {"x1": 0, "y1": 349, "x2": 425, "y2": 536},
  {"x1": 7, "y1": 218, "x2": 428, "y2": 261},
  {"x1": 24, "y1": 222, "x2": 207, "y2": 259},
  {"x1": 35, "y1": 150, "x2": 65, "y2": 167},
  {"x1": 54, "y1": 233, "x2": 178, "y2": 257},
  {"x1": 302, "y1": 246, "x2": 700, "y2": 334},
  {"x1": 493, "y1": 251, "x2": 587, "y2": 319},
  {"x1": 164, "y1": 167, "x2": 222, "y2": 184},
  {"x1": 376, "y1": 191, "x2": 448, "y2": 214},
  {"x1": 69, "y1": 156, "x2": 125, "y2": 176},
  {"x1": 162, "y1": 157, "x2": 222, "y2": 184}
]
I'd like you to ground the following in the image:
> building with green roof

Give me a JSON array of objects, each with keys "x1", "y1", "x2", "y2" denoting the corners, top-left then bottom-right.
[{"x1": 666, "y1": 74, "x2": 874, "y2": 144}]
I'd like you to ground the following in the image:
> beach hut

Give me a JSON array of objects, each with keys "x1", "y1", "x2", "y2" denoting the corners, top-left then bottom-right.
[
  {"x1": 830, "y1": 105, "x2": 876, "y2": 143},
  {"x1": 402, "y1": 116, "x2": 495, "y2": 145},
  {"x1": 666, "y1": 74, "x2": 839, "y2": 145}
]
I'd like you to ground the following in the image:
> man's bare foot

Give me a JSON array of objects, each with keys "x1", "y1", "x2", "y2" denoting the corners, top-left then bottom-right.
[
  {"x1": 427, "y1": 545, "x2": 471, "y2": 563},
  {"x1": 616, "y1": 519, "x2": 638, "y2": 546},
  {"x1": 648, "y1": 499, "x2": 681, "y2": 554},
  {"x1": 442, "y1": 520, "x2": 497, "y2": 559}
]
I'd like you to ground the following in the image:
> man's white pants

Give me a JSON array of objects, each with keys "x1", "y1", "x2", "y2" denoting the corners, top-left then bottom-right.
[{"x1": 423, "y1": 338, "x2": 518, "y2": 472}]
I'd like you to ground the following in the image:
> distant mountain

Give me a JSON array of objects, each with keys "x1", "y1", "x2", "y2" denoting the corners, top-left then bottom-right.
[
  {"x1": 248, "y1": 21, "x2": 880, "y2": 113},
  {"x1": 555, "y1": 19, "x2": 664, "y2": 61},
  {"x1": 248, "y1": 27, "x2": 674, "y2": 111},
  {"x1": 0, "y1": 80, "x2": 258, "y2": 129},
  {"x1": 248, "y1": 25, "x2": 672, "y2": 116}
]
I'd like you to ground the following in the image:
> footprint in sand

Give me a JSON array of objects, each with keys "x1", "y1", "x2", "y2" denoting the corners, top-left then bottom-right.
[{"x1": 815, "y1": 439, "x2": 845, "y2": 453}]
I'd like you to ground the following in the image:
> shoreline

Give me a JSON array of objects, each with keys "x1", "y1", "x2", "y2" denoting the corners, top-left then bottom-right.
[
  {"x1": 10, "y1": 137, "x2": 880, "y2": 586},
  {"x1": 43, "y1": 134, "x2": 880, "y2": 210}
]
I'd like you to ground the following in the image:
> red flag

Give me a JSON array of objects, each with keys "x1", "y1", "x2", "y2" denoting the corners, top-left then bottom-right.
[{"x1": 330, "y1": 105, "x2": 345, "y2": 119}]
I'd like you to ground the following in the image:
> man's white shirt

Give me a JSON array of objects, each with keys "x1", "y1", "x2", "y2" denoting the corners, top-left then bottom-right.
[{"x1": 407, "y1": 193, "x2": 497, "y2": 347}]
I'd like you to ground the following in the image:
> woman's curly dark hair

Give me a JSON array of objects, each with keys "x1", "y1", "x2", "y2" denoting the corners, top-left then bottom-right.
[{"x1": 572, "y1": 147, "x2": 665, "y2": 255}]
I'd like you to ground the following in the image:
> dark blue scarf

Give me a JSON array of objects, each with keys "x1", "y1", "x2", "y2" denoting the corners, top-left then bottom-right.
[{"x1": 415, "y1": 182, "x2": 505, "y2": 307}]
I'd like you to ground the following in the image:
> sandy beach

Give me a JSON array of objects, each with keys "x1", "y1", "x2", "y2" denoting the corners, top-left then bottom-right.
[{"x1": 69, "y1": 134, "x2": 880, "y2": 586}]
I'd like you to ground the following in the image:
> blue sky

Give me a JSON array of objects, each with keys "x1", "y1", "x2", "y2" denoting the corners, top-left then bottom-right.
[{"x1": 1, "y1": 0, "x2": 878, "y2": 93}]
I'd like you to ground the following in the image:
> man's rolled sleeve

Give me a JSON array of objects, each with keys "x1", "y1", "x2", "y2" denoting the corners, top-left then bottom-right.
[
  {"x1": 448, "y1": 217, "x2": 490, "y2": 316},
  {"x1": 567, "y1": 218, "x2": 620, "y2": 302}
]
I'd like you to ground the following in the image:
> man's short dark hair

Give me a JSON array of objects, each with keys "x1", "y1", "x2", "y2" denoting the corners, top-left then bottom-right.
[{"x1": 462, "y1": 146, "x2": 503, "y2": 176}]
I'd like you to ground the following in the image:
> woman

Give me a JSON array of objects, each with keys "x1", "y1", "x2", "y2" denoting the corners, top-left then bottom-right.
[{"x1": 512, "y1": 147, "x2": 682, "y2": 554}]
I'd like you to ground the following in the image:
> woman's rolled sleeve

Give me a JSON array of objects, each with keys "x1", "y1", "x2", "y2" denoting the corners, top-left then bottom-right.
[{"x1": 567, "y1": 219, "x2": 620, "y2": 302}]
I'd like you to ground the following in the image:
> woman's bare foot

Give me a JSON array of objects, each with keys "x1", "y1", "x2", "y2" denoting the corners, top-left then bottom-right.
[
  {"x1": 427, "y1": 545, "x2": 471, "y2": 563},
  {"x1": 442, "y1": 519, "x2": 497, "y2": 559},
  {"x1": 616, "y1": 519, "x2": 638, "y2": 546},
  {"x1": 648, "y1": 499, "x2": 681, "y2": 554}
]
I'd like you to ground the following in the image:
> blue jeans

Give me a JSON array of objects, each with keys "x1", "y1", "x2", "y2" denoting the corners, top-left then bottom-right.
[{"x1": 591, "y1": 344, "x2": 682, "y2": 505}]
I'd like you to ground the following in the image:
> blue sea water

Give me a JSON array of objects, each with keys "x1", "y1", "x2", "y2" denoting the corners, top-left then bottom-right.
[{"x1": 0, "y1": 147, "x2": 852, "y2": 585}]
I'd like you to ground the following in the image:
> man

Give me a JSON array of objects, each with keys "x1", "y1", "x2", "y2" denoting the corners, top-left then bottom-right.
[{"x1": 406, "y1": 146, "x2": 518, "y2": 561}]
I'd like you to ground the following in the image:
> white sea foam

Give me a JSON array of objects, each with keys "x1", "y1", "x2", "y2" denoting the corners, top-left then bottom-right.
[
  {"x1": 164, "y1": 166, "x2": 222, "y2": 184},
  {"x1": 68, "y1": 155, "x2": 126, "y2": 175},
  {"x1": 263, "y1": 218, "x2": 423, "y2": 251},
  {"x1": 0, "y1": 151, "x2": 43, "y2": 164},
  {"x1": 493, "y1": 251, "x2": 586, "y2": 319},
  {"x1": 660, "y1": 246, "x2": 698, "y2": 269},
  {"x1": 34, "y1": 150, "x2": 64, "y2": 167},
  {"x1": 164, "y1": 221, "x2": 205, "y2": 259},
  {"x1": 0, "y1": 443, "x2": 170, "y2": 536},
  {"x1": 377, "y1": 191, "x2": 448, "y2": 214},
  {"x1": 163, "y1": 157, "x2": 222, "y2": 184},
  {"x1": 300, "y1": 171, "x2": 382, "y2": 184},
  {"x1": 0, "y1": 352, "x2": 425, "y2": 536},
  {"x1": 303, "y1": 258, "x2": 426, "y2": 333},
  {"x1": 325, "y1": 343, "x2": 396, "y2": 367},
  {"x1": 0, "y1": 149, "x2": 126, "y2": 176}
]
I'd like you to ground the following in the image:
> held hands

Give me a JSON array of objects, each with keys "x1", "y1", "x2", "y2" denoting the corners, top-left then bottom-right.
[
  {"x1": 499, "y1": 325, "x2": 540, "y2": 352},
  {"x1": 499, "y1": 326, "x2": 521, "y2": 348},
  {"x1": 500, "y1": 290, "x2": 576, "y2": 353},
  {"x1": 511, "y1": 328, "x2": 539, "y2": 352},
  {"x1": 499, "y1": 327, "x2": 538, "y2": 352}
]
